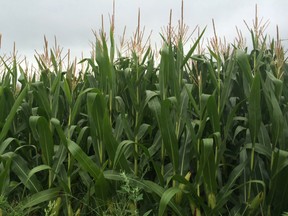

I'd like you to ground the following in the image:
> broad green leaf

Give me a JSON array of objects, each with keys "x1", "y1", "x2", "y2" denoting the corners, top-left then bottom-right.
[
  {"x1": 70, "y1": 88, "x2": 94, "y2": 124},
  {"x1": 87, "y1": 92, "x2": 105, "y2": 160},
  {"x1": 148, "y1": 96, "x2": 161, "y2": 125},
  {"x1": 87, "y1": 92, "x2": 130, "y2": 171},
  {"x1": 61, "y1": 78, "x2": 72, "y2": 106},
  {"x1": 0, "y1": 85, "x2": 27, "y2": 142},
  {"x1": 206, "y1": 59, "x2": 218, "y2": 90},
  {"x1": 160, "y1": 99, "x2": 178, "y2": 173},
  {"x1": 51, "y1": 118, "x2": 68, "y2": 147},
  {"x1": 0, "y1": 155, "x2": 12, "y2": 195},
  {"x1": 248, "y1": 72, "x2": 261, "y2": 144},
  {"x1": 181, "y1": 27, "x2": 206, "y2": 68},
  {"x1": 268, "y1": 149, "x2": 288, "y2": 215},
  {"x1": 113, "y1": 140, "x2": 134, "y2": 169},
  {"x1": 179, "y1": 125, "x2": 194, "y2": 175},
  {"x1": 236, "y1": 50, "x2": 253, "y2": 85},
  {"x1": 215, "y1": 161, "x2": 247, "y2": 212},
  {"x1": 258, "y1": 122, "x2": 271, "y2": 147},
  {"x1": 67, "y1": 139, "x2": 102, "y2": 180},
  {"x1": 0, "y1": 137, "x2": 19, "y2": 155},
  {"x1": 270, "y1": 96, "x2": 283, "y2": 147},
  {"x1": 52, "y1": 144, "x2": 67, "y2": 182},
  {"x1": 207, "y1": 95, "x2": 220, "y2": 132},
  {"x1": 136, "y1": 123, "x2": 151, "y2": 140},
  {"x1": 76, "y1": 126, "x2": 89, "y2": 149},
  {"x1": 244, "y1": 143, "x2": 272, "y2": 160},
  {"x1": 51, "y1": 72, "x2": 61, "y2": 118},
  {"x1": 159, "y1": 187, "x2": 182, "y2": 216},
  {"x1": 159, "y1": 43, "x2": 170, "y2": 100},
  {"x1": 0, "y1": 87, "x2": 14, "y2": 125},
  {"x1": 197, "y1": 138, "x2": 217, "y2": 195},
  {"x1": 96, "y1": 33, "x2": 115, "y2": 94},
  {"x1": 175, "y1": 84, "x2": 191, "y2": 139},
  {"x1": 31, "y1": 82, "x2": 52, "y2": 118},
  {"x1": 271, "y1": 149, "x2": 288, "y2": 179},
  {"x1": 21, "y1": 187, "x2": 61, "y2": 210},
  {"x1": 11, "y1": 154, "x2": 42, "y2": 193},
  {"x1": 223, "y1": 100, "x2": 244, "y2": 143},
  {"x1": 27, "y1": 165, "x2": 51, "y2": 183},
  {"x1": 248, "y1": 191, "x2": 264, "y2": 216},
  {"x1": 185, "y1": 84, "x2": 200, "y2": 116},
  {"x1": 29, "y1": 116, "x2": 54, "y2": 166},
  {"x1": 261, "y1": 74, "x2": 284, "y2": 148},
  {"x1": 266, "y1": 71, "x2": 283, "y2": 100},
  {"x1": 67, "y1": 139, "x2": 109, "y2": 200},
  {"x1": 145, "y1": 90, "x2": 159, "y2": 108},
  {"x1": 102, "y1": 113, "x2": 130, "y2": 171},
  {"x1": 220, "y1": 54, "x2": 237, "y2": 115}
]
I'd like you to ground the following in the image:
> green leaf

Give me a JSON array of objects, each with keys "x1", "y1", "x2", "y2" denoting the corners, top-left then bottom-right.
[
  {"x1": 87, "y1": 92, "x2": 130, "y2": 171},
  {"x1": 67, "y1": 139, "x2": 102, "y2": 180},
  {"x1": 0, "y1": 155, "x2": 12, "y2": 195},
  {"x1": 21, "y1": 187, "x2": 61, "y2": 210},
  {"x1": 113, "y1": 140, "x2": 134, "y2": 169},
  {"x1": 248, "y1": 72, "x2": 261, "y2": 144},
  {"x1": 52, "y1": 144, "x2": 67, "y2": 182},
  {"x1": 70, "y1": 88, "x2": 95, "y2": 124},
  {"x1": 248, "y1": 191, "x2": 264, "y2": 216},
  {"x1": 159, "y1": 187, "x2": 182, "y2": 216},
  {"x1": 198, "y1": 138, "x2": 217, "y2": 195},
  {"x1": 27, "y1": 165, "x2": 51, "y2": 183},
  {"x1": 271, "y1": 149, "x2": 288, "y2": 179},
  {"x1": 0, "y1": 138, "x2": 19, "y2": 155},
  {"x1": 11, "y1": 154, "x2": 42, "y2": 193},
  {"x1": 61, "y1": 78, "x2": 72, "y2": 106},
  {"x1": 96, "y1": 34, "x2": 115, "y2": 94},
  {"x1": 0, "y1": 86, "x2": 28, "y2": 142},
  {"x1": 215, "y1": 161, "x2": 247, "y2": 212},
  {"x1": 268, "y1": 149, "x2": 288, "y2": 215},
  {"x1": 29, "y1": 116, "x2": 54, "y2": 166},
  {"x1": 51, "y1": 72, "x2": 61, "y2": 118},
  {"x1": 244, "y1": 143, "x2": 272, "y2": 160},
  {"x1": 207, "y1": 95, "x2": 220, "y2": 132},
  {"x1": 148, "y1": 96, "x2": 161, "y2": 125},
  {"x1": 51, "y1": 118, "x2": 68, "y2": 147},
  {"x1": 136, "y1": 123, "x2": 151, "y2": 140},
  {"x1": 236, "y1": 50, "x2": 253, "y2": 85},
  {"x1": 31, "y1": 82, "x2": 52, "y2": 118},
  {"x1": 266, "y1": 71, "x2": 283, "y2": 100},
  {"x1": 87, "y1": 92, "x2": 105, "y2": 159},
  {"x1": 67, "y1": 139, "x2": 110, "y2": 200},
  {"x1": 160, "y1": 99, "x2": 178, "y2": 173},
  {"x1": 181, "y1": 27, "x2": 206, "y2": 68}
]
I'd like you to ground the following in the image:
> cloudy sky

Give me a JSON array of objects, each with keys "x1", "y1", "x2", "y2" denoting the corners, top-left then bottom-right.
[{"x1": 0, "y1": 0, "x2": 287, "y2": 62}]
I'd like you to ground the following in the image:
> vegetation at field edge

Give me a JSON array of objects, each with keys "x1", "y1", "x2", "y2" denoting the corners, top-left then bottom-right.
[{"x1": 1, "y1": 5, "x2": 288, "y2": 216}]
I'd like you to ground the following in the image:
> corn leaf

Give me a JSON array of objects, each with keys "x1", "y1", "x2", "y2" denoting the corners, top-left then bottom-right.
[
  {"x1": 11, "y1": 154, "x2": 42, "y2": 193},
  {"x1": 67, "y1": 139, "x2": 110, "y2": 200},
  {"x1": 248, "y1": 72, "x2": 261, "y2": 144},
  {"x1": 159, "y1": 187, "x2": 182, "y2": 216},
  {"x1": 29, "y1": 116, "x2": 54, "y2": 166},
  {"x1": 0, "y1": 85, "x2": 27, "y2": 142}
]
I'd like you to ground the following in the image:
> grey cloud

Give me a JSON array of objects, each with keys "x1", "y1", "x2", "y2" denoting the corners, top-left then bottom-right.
[{"x1": 0, "y1": 0, "x2": 287, "y2": 61}]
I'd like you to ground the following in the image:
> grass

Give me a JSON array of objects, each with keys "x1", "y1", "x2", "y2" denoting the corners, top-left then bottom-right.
[{"x1": 1, "y1": 4, "x2": 288, "y2": 216}]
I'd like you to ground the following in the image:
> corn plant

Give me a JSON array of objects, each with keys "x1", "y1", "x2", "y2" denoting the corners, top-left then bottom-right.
[{"x1": 1, "y1": 8, "x2": 288, "y2": 216}]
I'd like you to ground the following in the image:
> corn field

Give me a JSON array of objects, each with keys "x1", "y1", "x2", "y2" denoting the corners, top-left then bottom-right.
[{"x1": 1, "y1": 13, "x2": 288, "y2": 216}]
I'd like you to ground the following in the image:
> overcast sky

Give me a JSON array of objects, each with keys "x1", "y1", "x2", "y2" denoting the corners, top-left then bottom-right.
[{"x1": 0, "y1": 0, "x2": 288, "y2": 62}]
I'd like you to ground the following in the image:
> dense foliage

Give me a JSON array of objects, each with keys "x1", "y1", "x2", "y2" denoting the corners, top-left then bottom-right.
[{"x1": 1, "y1": 18, "x2": 288, "y2": 216}]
